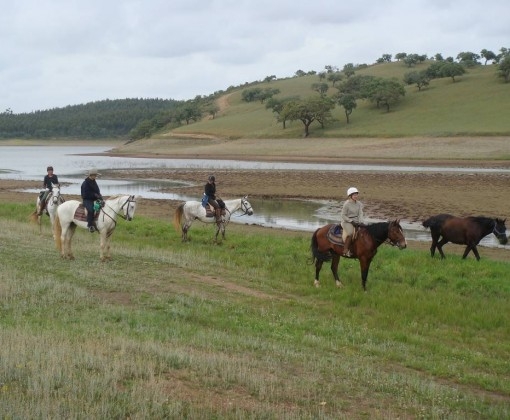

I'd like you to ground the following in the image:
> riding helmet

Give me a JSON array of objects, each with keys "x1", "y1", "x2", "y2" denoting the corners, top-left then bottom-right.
[
  {"x1": 208, "y1": 175, "x2": 215, "y2": 182},
  {"x1": 347, "y1": 187, "x2": 359, "y2": 196}
]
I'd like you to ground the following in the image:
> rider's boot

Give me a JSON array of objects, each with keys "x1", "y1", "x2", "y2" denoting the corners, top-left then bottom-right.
[{"x1": 343, "y1": 236, "x2": 352, "y2": 257}]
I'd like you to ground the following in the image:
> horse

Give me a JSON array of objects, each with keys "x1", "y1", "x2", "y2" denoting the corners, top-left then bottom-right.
[
  {"x1": 422, "y1": 214, "x2": 507, "y2": 260},
  {"x1": 30, "y1": 183, "x2": 65, "y2": 235},
  {"x1": 173, "y1": 196, "x2": 253, "y2": 242},
  {"x1": 310, "y1": 220, "x2": 407, "y2": 291},
  {"x1": 53, "y1": 194, "x2": 138, "y2": 261}
]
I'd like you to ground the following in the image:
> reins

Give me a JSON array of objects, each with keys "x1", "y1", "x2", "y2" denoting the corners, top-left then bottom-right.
[{"x1": 99, "y1": 196, "x2": 136, "y2": 235}]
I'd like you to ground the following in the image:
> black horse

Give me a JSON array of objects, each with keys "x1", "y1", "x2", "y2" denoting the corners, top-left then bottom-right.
[{"x1": 422, "y1": 214, "x2": 507, "y2": 260}]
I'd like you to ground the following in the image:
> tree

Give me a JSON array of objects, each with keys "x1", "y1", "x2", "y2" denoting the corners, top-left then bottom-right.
[
  {"x1": 265, "y1": 96, "x2": 299, "y2": 129},
  {"x1": 365, "y1": 78, "x2": 406, "y2": 112},
  {"x1": 335, "y1": 93, "x2": 357, "y2": 123},
  {"x1": 327, "y1": 72, "x2": 343, "y2": 87},
  {"x1": 480, "y1": 49, "x2": 497, "y2": 65},
  {"x1": 283, "y1": 96, "x2": 335, "y2": 137},
  {"x1": 395, "y1": 53, "x2": 407, "y2": 61},
  {"x1": 294, "y1": 70, "x2": 306, "y2": 77},
  {"x1": 497, "y1": 56, "x2": 510, "y2": 82},
  {"x1": 440, "y1": 62, "x2": 466, "y2": 82},
  {"x1": 403, "y1": 70, "x2": 430, "y2": 91},
  {"x1": 456, "y1": 51, "x2": 480, "y2": 67},
  {"x1": 241, "y1": 88, "x2": 262, "y2": 102},
  {"x1": 264, "y1": 75, "x2": 277, "y2": 83},
  {"x1": 311, "y1": 83, "x2": 329, "y2": 97},
  {"x1": 342, "y1": 63, "x2": 355, "y2": 78},
  {"x1": 377, "y1": 54, "x2": 392, "y2": 63},
  {"x1": 434, "y1": 53, "x2": 444, "y2": 61}
]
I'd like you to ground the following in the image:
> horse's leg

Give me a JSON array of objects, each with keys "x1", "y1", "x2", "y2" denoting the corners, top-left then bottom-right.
[
  {"x1": 436, "y1": 238, "x2": 448, "y2": 259},
  {"x1": 359, "y1": 256, "x2": 371, "y2": 292},
  {"x1": 430, "y1": 230, "x2": 440, "y2": 257},
  {"x1": 100, "y1": 232, "x2": 107, "y2": 261},
  {"x1": 463, "y1": 244, "x2": 480, "y2": 260},
  {"x1": 330, "y1": 254, "x2": 343, "y2": 287},
  {"x1": 314, "y1": 259, "x2": 324, "y2": 287},
  {"x1": 182, "y1": 222, "x2": 190, "y2": 242},
  {"x1": 221, "y1": 222, "x2": 226, "y2": 240},
  {"x1": 67, "y1": 225, "x2": 76, "y2": 260}
]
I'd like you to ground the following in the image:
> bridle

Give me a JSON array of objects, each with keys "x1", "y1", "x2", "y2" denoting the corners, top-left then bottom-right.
[
  {"x1": 237, "y1": 198, "x2": 253, "y2": 217},
  {"x1": 100, "y1": 195, "x2": 136, "y2": 229},
  {"x1": 493, "y1": 220, "x2": 506, "y2": 239}
]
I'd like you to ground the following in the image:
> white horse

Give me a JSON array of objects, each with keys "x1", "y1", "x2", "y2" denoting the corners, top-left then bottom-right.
[
  {"x1": 30, "y1": 183, "x2": 65, "y2": 235},
  {"x1": 173, "y1": 195, "x2": 253, "y2": 242},
  {"x1": 54, "y1": 194, "x2": 138, "y2": 261}
]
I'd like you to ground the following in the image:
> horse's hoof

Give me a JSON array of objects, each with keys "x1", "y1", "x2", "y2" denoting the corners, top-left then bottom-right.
[
  {"x1": 313, "y1": 280, "x2": 320, "y2": 288},
  {"x1": 335, "y1": 281, "x2": 343, "y2": 288}
]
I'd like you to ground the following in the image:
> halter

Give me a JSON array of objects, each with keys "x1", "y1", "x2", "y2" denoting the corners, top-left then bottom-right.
[
  {"x1": 101, "y1": 195, "x2": 136, "y2": 231},
  {"x1": 493, "y1": 220, "x2": 506, "y2": 238},
  {"x1": 237, "y1": 197, "x2": 253, "y2": 217}
]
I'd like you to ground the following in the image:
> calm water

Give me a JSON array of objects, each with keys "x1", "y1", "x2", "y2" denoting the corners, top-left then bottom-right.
[{"x1": 1, "y1": 144, "x2": 508, "y2": 248}]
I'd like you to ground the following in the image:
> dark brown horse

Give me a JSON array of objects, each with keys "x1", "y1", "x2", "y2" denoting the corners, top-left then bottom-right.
[
  {"x1": 422, "y1": 215, "x2": 507, "y2": 260},
  {"x1": 310, "y1": 220, "x2": 407, "y2": 291}
]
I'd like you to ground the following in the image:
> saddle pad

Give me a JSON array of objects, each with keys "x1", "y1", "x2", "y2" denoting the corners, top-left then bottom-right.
[
  {"x1": 326, "y1": 225, "x2": 344, "y2": 245},
  {"x1": 73, "y1": 205, "x2": 99, "y2": 222}
]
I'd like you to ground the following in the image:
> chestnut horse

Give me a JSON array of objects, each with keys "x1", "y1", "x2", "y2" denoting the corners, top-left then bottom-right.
[
  {"x1": 422, "y1": 215, "x2": 507, "y2": 260},
  {"x1": 311, "y1": 220, "x2": 407, "y2": 291}
]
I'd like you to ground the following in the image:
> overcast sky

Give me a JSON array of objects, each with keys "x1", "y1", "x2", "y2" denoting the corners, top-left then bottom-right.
[{"x1": 1, "y1": 0, "x2": 508, "y2": 114}]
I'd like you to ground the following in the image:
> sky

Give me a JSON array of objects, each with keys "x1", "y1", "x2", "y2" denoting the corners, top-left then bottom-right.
[{"x1": 1, "y1": 0, "x2": 508, "y2": 114}]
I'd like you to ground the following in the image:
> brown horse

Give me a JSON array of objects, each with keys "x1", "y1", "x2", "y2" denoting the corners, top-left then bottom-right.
[
  {"x1": 310, "y1": 220, "x2": 407, "y2": 291},
  {"x1": 422, "y1": 215, "x2": 507, "y2": 260}
]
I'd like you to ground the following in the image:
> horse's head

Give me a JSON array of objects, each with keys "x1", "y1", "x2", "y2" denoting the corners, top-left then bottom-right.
[
  {"x1": 241, "y1": 196, "x2": 254, "y2": 216},
  {"x1": 120, "y1": 195, "x2": 138, "y2": 221},
  {"x1": 388, "y1": 219, "x2": 407, "y2": 249},
  {"x1": 494, "y1": 218, "x2": 508, "y2": 245},
  {"x1": 51, "y1": 183, "x2": 60, "y2": 204}
]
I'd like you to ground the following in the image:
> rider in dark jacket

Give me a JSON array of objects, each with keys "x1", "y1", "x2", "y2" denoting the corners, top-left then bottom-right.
[
  {"x1": 81, "y1": 168, "x2": 102, "y2": 232},
  {"x1": 204, "y1": 175, "x2": 222, "y2": 224},
  {"x1": 39, "y1": 166, "x2": 59, "y2": 215}
]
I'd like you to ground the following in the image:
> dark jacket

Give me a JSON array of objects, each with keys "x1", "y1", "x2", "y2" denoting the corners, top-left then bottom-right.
[
  {"x1": 43, "y1": 174, "x2": 59, "y2": 190},
  {"x1": 81, "y1": 177, "x2": 102, "y2": 201},
  {"x1": 204, "y1": 182, "x2": 216, "y2": 200}
]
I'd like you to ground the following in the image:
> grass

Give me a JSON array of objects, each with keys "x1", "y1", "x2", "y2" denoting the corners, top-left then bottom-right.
[
  {"x1": 168, "y1": 62, "x2": 510, "y2": 139},
  {"x1": 1, "y1": 202, "x2": 509, "y2": 418}
]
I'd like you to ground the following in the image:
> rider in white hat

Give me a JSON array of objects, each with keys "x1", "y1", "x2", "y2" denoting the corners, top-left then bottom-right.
[{"x1": 340, "y1": 187, "x2": 364, "y2": 257}]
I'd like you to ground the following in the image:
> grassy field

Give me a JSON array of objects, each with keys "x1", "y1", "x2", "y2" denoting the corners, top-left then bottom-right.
[
  {"x1": 167, "y1": 62, "x2": 510, "y2": 139},
  {"x1": 1, "y1": 202, "x2": 509, "y2": 418}
]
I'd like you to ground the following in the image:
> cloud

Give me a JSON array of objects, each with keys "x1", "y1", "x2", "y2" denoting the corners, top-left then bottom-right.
[{"x1": 0, "y1": 0, "x2": 508, "y2": 113}]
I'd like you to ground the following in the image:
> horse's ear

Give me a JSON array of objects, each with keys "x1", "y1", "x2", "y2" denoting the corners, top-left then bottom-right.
[{"x1": 243, "y1": 195, "x2": 248, "y2": 199}]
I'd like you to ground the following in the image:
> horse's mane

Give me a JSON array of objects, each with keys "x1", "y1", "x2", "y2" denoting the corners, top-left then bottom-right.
[
  {"x1": 364, "y1": 222, "x2": 390, "y2": 242},
  {"x1": 106, "y1": 194, "x2": 124, "y2": 200},
  {"x1": 467, "y1": 216, "x2": 494, "y2": 228}
]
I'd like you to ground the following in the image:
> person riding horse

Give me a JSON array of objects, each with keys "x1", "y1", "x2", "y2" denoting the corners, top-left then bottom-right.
[
  {"x1": 38, "y1": 166, "x2": 59, "y2": 215},
  {"x1": 81, "y1": 168, "x2": 103, "y2": 232},
  {"x1": 204, "y1": 175, "x2": 224, "y2": 225},
  {"x1": 340, "y1": 186, "x2": 364, "y2": 257}
]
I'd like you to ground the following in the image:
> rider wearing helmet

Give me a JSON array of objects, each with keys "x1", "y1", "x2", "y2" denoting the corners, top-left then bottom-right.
[
  {"x1": 204, "y1": 175, "x2": 222, "y2": 224},
  {"x1": 38, "y1": 166, "x2": 59, "y2": 215},
  {"x1": 340, "y1": 187, "x2": 364, "y2": 257}
]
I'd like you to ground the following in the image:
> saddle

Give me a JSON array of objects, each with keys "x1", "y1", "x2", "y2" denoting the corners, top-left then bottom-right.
[
  {"x1": 205, "y1": 205, "x2": 226, "y2": 218},
  {"x1": 326, "y1": 224, "x2": 361, "y2": 246},
  {"x1": 73, "y1": 204, "x2": 100, "y2": 222}
]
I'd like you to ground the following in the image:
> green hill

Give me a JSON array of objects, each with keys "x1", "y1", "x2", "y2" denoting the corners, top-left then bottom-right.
[{"x1": 165, "y1": 62, "x2": 510, "y2": 139}]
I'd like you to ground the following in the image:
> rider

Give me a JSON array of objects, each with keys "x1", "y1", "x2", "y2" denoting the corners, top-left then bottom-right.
[
  {"x1": 204, "y1": 175, "x2": 222, "y2": 224},
  {"x1": 81, "y1": 168, "x2": 103, "y2": 232},
  {"x1": 340, "y1": 187, "x2": 364, "y2": 257},
  {"x1": 38, "y1": 166, "x2": 59, "y2": 215}
]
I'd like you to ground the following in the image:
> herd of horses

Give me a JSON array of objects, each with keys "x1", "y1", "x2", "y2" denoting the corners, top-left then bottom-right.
[{"x1": 31, "y1": 187, "x2": 507, "y2": 291}]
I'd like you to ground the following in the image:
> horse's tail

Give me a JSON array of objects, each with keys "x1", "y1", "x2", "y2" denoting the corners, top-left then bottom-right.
[
  {"x1": 173, "y1": 204, "x2": 184, "y2": 232},
  {"x1": 423, "y1": 214, "x2": 454, "y2": 230},
  {"x1": 54, "y1": 213, "x2": 62, "y2": 251},
  {"x1": 310, "y1": 228, "x2": 332, "y2": 264},
  {"x1": 29, "y1": 210, "x2": 39, "y2": 224}
]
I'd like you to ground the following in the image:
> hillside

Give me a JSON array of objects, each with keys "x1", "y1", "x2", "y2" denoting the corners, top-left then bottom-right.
[{"x1": 164, "y1": 62, "x2": 510, "y2": 139}]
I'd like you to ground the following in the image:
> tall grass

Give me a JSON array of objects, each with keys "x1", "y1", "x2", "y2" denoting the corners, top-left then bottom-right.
[
  {"x1": 1, "y1": 203, "x2": 509, "y2": 418},
  {"x1": 169, "y1": 62, "x2": 510, "y2": 139}
]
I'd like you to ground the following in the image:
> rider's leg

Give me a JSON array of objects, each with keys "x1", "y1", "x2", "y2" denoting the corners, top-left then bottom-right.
[{"x1": 343, "y1": 236, "x2": 352, "y2": 257}]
